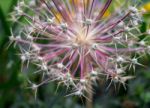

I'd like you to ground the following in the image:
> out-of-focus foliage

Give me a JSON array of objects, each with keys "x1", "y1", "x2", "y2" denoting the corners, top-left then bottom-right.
[{"x1": 0, "y1": 0, "x2": 150, "y2": 108}]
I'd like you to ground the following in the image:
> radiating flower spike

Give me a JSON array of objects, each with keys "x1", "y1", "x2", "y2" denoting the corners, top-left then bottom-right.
[{"x1": 10, "y1": 0, "x2": 148, "y2": 97}]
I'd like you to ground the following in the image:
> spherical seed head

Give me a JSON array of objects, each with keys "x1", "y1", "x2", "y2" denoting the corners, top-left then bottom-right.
[{"x1": 11, "y1": 0, "x2": 147, "y2": 96}]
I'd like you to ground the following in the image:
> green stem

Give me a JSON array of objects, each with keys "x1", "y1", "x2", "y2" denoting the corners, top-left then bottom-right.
[{"x1": 86, "y1": 82, "x2": 93, "y2": 108}]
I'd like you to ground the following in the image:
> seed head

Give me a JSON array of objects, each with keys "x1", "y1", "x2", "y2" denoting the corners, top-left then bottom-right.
[{"x1": 11, "y1": 0, "x2": 148, "y2": 96}]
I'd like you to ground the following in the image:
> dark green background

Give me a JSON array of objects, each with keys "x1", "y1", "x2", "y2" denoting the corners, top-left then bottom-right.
[{"x1": 0, "y1": 0, "x2": 150, "y2": 108}]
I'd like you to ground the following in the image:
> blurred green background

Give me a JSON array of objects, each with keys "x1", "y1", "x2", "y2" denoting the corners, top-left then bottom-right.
[{"x1": 0, "y1": 0, "x2": 150, "y2": 108}]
